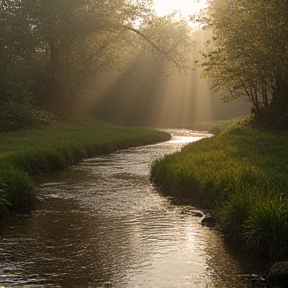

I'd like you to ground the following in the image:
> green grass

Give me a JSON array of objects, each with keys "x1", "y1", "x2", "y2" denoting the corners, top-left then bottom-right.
[
  {"x1": 151, "y1": 123, "x2": 288, "y2": 261},
  {"x1": 0, "y1": 118, "x2": 170, "y2": 216},
  {"x1": 189, "y1": 118, "x2": 241, "y2": 135}
]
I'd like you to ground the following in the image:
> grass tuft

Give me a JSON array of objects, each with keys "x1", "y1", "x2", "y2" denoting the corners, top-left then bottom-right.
[{"x1": 0, "y1": 167, "x2": 35, "y2": 211}]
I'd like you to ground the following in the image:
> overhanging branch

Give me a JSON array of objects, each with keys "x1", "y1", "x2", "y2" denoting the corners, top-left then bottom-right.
[{"x1": 124, "y1": 25, "x2": 183, "y2": 72}]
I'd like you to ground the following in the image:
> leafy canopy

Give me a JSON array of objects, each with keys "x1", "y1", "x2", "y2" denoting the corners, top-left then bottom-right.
[
  {"x1": 0, "y1": 0, "x2": 194, "y2": 121},
  {"x1": 200, "y1": 0, "x2": 288, "y2": 127}
]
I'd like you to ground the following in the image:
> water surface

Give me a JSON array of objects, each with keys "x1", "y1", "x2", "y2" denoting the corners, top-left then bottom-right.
[{"x1": 0, "y1": 129, "x2": 258, "y2": 288}]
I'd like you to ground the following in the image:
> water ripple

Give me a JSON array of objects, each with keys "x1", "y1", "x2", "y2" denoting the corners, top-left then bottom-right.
[{"x1": 0, "y1": 129, "x2": 258, "y2": 288}]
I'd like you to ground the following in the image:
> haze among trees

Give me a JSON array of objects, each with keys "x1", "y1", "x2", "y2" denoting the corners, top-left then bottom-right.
[
  {"x1": 1, "y1": 0, "x2": 287, "y2": 130},
  {"x1": 0, "y1": 0, "x2": 194, "y2": 130}
]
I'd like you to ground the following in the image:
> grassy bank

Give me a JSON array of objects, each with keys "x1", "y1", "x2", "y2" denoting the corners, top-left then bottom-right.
[
  {"x1": 0, "y1": 118, "x2": 170, "y2": 216},
  {"x1": 189, "y1": 118, "x2": 241, "y2": 135},
  {"x1": 151, "y1": 124, "x2": 288, "y2": 261}
]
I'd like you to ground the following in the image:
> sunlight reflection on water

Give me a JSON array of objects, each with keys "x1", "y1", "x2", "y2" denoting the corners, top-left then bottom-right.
[
  {"x1": 168, "y1": 136, "x2": 203, "y2": 144},
  {"x1": 0, "y1": 129, "x2": 258, "y2": 288}
]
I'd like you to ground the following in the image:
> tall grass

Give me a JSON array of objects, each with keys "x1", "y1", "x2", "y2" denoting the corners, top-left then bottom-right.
[
  {"x1": 151, "y1": 124, "x2": 288, "y2": 260},
  {"x1": 0, "y1": 182, "x2": 10, "y2": 215},
  {"x1": 0, "y1": 166, "x2": 35, "y2": 210},
  {"x1": 243, "y1": 192, "x2": 288, "y2": 259},
  {"x1": 0, "y1": 118, "x2": 170, "y2": 216}
]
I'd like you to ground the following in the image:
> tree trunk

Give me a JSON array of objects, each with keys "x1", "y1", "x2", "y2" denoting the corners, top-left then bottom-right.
[{"x1": 267, "y1": 74, "x2": 288, "y2": 128}]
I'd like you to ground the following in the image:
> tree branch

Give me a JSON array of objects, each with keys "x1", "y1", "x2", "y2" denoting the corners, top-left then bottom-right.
[{"x1": 124, "y1": 25, "x2": 183, "y2": 72}]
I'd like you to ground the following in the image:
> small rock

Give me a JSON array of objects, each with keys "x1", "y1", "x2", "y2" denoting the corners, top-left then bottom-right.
[
  {"x1": 201, "y1": 215, "x2": 216, "y2": 227},
  {"x1": 252, "y1": 261, "x2": 288, "y2": 288},
  {"x1": 266, "y1": 261, "x2": 288, "y2": 288}
]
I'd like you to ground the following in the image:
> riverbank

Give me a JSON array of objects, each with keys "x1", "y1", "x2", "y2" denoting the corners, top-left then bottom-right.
[
  {"x1": 150, "y1": 122, "x2": 288, "y2": 261},
  {"x1": 189, "y1": 118, "x2": 241, "y2": 135},
  {"x1": 0, "y1": 118, "x2": 170, "y2": 216}
]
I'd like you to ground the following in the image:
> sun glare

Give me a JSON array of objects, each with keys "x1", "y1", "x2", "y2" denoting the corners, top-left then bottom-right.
[{"x1": 152, "y1": 0, "x2": 207, "y2": 17}]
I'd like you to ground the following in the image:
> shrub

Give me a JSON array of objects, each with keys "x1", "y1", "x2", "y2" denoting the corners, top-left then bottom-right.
[{"x1": 0, "y1": 100, "x2": 55, "y2": 131}]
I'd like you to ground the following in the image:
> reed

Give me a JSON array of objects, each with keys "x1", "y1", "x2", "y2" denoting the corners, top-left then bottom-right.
[
  {"x1": 0, "y1": 118, "x2": 170, "y2": 216},
  {"x1": 151, "y1": 124, "x2": 288, "y2": 260}
]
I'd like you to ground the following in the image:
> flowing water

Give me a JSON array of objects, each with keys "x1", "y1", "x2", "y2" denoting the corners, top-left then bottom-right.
[{"x1": 0, "y1": 129, "x2": 259, "y2": 288}]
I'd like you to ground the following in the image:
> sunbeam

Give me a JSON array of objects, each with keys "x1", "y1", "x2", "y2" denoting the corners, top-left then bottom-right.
[{"x1": 83, "y1": 6, "x2": 250, "y2": 128}]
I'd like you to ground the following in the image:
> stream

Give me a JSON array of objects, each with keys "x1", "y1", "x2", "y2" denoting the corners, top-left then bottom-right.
[{"x1": 0, "y1": 129, "x2": 259, "y2": 288}]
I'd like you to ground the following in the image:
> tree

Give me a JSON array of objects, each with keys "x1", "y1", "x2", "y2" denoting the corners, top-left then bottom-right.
[
  {"x1": 86, "y1": 13, "x2": 195, "y2": 126},
  {"x1": 0, "y1": 0, "x2": 194, "y2": 119},
  {"x1": 201, "y1": 0, "x2": 288, "y2": 127},
  {"x1": 0, "y1": 0, "x2": 37, "y2": 103},
  {"x1": 28, "y1": 0, "x2": 143, "y2": 114}
]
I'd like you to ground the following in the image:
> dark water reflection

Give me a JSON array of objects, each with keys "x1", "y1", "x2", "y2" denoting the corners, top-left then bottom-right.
[{"x1": 0, "y1": 130, "x2": 259, "y2": 288}]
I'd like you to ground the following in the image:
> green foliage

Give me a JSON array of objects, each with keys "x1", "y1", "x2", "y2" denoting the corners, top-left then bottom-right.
[
  {"x1": 219, "y1": 186, "x2": 262, "y2": 234},
  {"x1": 243, "y1": 193, "x2": 288, "y2": 259},
  {"x1": 201, "y1": 0, "x2": 288, "y2": 127},
  {"x1": 0, "y1": 100, "x2": 55, "y2": 131},
  {"x1": 0, "y1": 0, "x2": 193, "y2": 118},
  {"x1": 0, "y1": 167, "x2": 35, "y2": 211},
  {"x1": 151, "y1": 124, "x2": 288, "y2": 260},
  {"x1": 9, "y1": 149, "x2": 66, "y2": 174}
]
